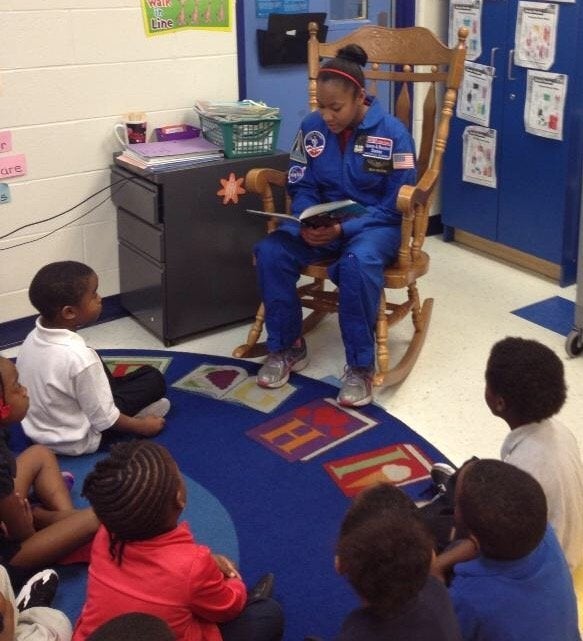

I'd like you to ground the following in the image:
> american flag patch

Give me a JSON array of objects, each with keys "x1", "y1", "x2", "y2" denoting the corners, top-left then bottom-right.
[{"x1": 393, "y1": 153, "x2": 415, "y2": 169}]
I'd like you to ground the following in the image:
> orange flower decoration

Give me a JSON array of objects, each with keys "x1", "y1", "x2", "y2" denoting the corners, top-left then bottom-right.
[{"x1": 217, "y1": 172, "x2": 246, "y2": 205}]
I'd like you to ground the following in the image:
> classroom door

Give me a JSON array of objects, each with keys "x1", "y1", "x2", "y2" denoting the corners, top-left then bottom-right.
[{"x1": 238, "y1": 0, "x2": 398, "y2": 150}]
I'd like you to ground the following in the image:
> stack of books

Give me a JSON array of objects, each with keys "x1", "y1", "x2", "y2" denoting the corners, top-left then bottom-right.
[{"x1": 116, "y1": 137, "x2": 223, "y2": 172}]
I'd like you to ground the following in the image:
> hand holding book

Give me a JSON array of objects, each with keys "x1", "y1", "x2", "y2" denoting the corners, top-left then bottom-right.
[{"x1": 246, "y1": 199, "x2": 367, "y2": 228}]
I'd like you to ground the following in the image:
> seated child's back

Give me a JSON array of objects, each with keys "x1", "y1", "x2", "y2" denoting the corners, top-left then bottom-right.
[
  {"x1": 334, "y1": 484, "x2": 461, "y2": 641},
  {"x1": 449, "y1": 459, "x2": 580, "y2": 641},
  {"x1": 74, "y1": 441, "x2": 283, "y2": 641},
  {"x1": 485, "y1": 336, "x2": 583, "y2": 570}
]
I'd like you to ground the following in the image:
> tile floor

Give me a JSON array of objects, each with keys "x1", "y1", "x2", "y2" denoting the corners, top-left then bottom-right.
[{"x1": 4, "y1": 236, "x2": 582, "y2": 466}]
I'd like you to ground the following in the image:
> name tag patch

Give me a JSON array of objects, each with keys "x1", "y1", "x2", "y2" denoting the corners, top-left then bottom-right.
[{"x1": 362, "y1": 136, "x2": 393, "y2": 160}]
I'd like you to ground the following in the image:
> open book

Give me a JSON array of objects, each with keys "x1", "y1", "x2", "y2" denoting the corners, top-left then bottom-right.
[{"x1": 246, "y1": 199, "x2": 366, "y2": 228}]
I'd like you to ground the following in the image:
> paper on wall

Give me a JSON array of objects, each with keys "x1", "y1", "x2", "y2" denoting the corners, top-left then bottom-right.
[
  {"x1": 524, "y1": 70, "x2": 567, "y2": 141},
  {"x1": 449, "y1": 0, "x2": 482, "y2": 62},
  {"x1": 457, "y1": 61, "x2": 495, "y2": 127},
  {"x1": 514, "y1": 2, "x2": 558, "y2": 70},
  {"x1": 462, "y1": 125, "x2": 497, "y2": 189}
]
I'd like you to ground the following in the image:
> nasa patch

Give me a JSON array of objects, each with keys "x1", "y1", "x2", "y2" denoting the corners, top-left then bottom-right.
[{"x1": 288, "y1": 165, "x2": 306, "y2": 184}]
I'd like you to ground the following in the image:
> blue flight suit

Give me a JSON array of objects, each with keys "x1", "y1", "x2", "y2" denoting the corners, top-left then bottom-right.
[{"x1": 254, "y1": 97, "x2": 416, "y2": 368}]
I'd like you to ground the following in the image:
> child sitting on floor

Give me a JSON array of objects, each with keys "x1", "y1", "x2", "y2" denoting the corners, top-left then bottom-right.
[
  {"x1": 73, "y1": 441, "x2": 284, "y2": 641},
  {"x1": 324, "y1": 483, "x2": 461, "y2": 641},
  {"x1": 0, "y1": 356, "x2": 99, "y2": 589},
  {"x1": 442, "y1": 459, "x2": 580, "y2": 641},
  {"x1": 17, "y1": 261, "x2": 169, "y2": 456},
  {"x1": 485, "y1": 336, "x2": 583, "y2": 571}
]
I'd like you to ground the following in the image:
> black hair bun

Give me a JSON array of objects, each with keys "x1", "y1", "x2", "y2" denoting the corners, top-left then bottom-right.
[{"x1": 336, "y1": 44, "x2": 368, "y2": 68}]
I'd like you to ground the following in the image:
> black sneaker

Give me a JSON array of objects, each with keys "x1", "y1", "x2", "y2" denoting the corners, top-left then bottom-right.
[
  {"x1": 16, "y1": 569, "x2": 59, "y2": 611},
  {"x1": 247, "y1": 573, "x2": 274, "y2": 602},
  {"x1": 431, "y1": 462, "x2": 457, "y2": 495}
]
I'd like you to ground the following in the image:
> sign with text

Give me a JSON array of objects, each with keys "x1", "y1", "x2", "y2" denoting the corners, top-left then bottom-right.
[
  {"x1": 0, "y1": 184, "x2": 11, "y2": 205},
  {"x1": 0, "y1": 155, "x2": 27, "y2": 180},
  {"x1": 141, "y1": 0, "x2": 231, "y2": 35},
  {"x1": 0, "y1": 132, "x2": 12, "y2": 154}
]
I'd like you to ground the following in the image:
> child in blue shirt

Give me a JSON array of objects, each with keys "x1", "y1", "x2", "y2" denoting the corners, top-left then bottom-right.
[
  {"x1": 306, "y1": 484, "x2": 461, "y2": 641},
  {"x1": 444, "y1": 459, "x2": 580, "y2": 641}
]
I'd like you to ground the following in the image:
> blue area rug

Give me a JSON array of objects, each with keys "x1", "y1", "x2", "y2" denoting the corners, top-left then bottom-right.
[
  {"x1": 9, "y1": 350, "x2": 449, "y2": 641},
  {"x1": 511, "y1": 296, "x2": 575, "y2": 337}
]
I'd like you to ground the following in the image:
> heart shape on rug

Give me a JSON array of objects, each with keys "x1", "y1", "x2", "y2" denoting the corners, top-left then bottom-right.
[
  {"x1": 205, "y1": 369, "x2": 241, "y2": 390},
  {"x1": 381, "y1": 463, "x2": 411, "y2": 483},
  {"x1": 295, "y1": 406, "x2": 352, "y2": 438}
]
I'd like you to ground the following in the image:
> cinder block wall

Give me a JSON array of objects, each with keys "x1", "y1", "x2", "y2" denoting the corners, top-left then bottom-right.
[{"x1": 0, "y1": 1, "x2": 238, "y2": 322}]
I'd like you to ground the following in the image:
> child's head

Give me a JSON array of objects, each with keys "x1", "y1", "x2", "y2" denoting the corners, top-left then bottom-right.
[
  {"x1": 28, "y1": 261, "x2": 101, "y2": 327},
  {"x1": 0, "y1": 357, "x2": 29, "y2": 425},
  {"x1": 339, "y1": 482, "x2": 419, "y2": 537},
  {"x1": 317, "y1": 45, "x2": 367, "y2": 133},
  {"x1": 83, "y1": 441, "x2": 185, "y2": 562},
  {"x1": 86, "y1": 613, "x2": 175, "y2": 641},
  {"x1": 455, "y1": 459, "x2": 547, "y2": 560},
  {"x1": 485, "y1": 336, "x2": 566, "y2": 426},
  {"x1": 336, "y1": 484, "x2": 433, "y2": 616}
]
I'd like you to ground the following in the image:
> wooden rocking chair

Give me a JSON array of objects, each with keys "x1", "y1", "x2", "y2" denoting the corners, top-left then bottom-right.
[{"x1": 234, "y1": 23, "x2": 467, "y2": 387}]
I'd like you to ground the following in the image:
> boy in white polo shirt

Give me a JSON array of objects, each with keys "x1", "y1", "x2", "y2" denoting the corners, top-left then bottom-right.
[
  {"x1": 17, "y1": 261, "x2": 169, "y2": 456},
  {"x1": 485, "y1": 336, "x2": 583, "y2": 572}
]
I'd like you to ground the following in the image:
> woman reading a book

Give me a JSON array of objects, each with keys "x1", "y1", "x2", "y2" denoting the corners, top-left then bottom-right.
[{"x1": 254, "y1": 44, "x2": 416, "y2": 407}]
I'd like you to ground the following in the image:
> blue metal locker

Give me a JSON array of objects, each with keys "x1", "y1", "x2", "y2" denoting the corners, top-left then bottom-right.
[{"x1": 442, "y1": 0, "x2": 583, "y2": 285}]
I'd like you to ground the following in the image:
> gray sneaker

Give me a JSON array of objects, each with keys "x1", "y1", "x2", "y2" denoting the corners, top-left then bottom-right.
[
  {"x1": 257, "y1": 338, "x2": 309, "y2": 388},
  {"x1": 337, "y1": 366, "x2": 374, "y2": 407}
]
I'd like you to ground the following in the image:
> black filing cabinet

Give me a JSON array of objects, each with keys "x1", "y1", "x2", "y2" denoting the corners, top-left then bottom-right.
[{"x1": 111, "y1": 152, "x2": 289, "y2": 345}]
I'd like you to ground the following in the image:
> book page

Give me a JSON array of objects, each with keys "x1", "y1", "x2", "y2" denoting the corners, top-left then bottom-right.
[{"x1": 299, "y1": 199, "x2": 363, "y2": 220}]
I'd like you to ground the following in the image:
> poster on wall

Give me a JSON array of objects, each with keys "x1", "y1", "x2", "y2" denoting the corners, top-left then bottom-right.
[
  {"x1": 449, "y1": 0, "x2": 482, "y2": 61},
  {"x1": 462, "y1": 126, "x2": 497, "y2": 189},
  {"x1": 524, "y1": 70, "x2": 567, "y2": 140},
  {"x1": 141, "y1": 0, "x2": 231, "y2": 35},
  {"x1": 514, "y1": 2, "x2": 558, "y2": 70},
  {"x1": 256, "y1": 0, "x2": 309, "y2": 19},
  {"x1": 457, "y1": 61, "x2": 494, "y2": 127}
]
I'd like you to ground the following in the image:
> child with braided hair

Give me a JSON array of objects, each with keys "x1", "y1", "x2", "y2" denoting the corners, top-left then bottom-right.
[{"x1": 73, "y1": 441, "x2": 284, "y2": 641}]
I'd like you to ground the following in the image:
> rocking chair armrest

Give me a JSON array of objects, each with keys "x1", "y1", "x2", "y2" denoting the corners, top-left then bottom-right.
[
  {"x1": 397, "y1": 168, "x2": 440, "y2": 216},
  {"x1": 245, "y1": 167, "x2": 288, "y2": 233},
  {"x1": 396, "y1": 168, "x2": 440, "y2": 269},
  {"x1": 245, "y1": 167, "x2": 287, "y2": 198}
]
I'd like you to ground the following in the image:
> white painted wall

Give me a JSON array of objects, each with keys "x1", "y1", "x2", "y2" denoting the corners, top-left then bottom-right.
[
  {"x1": 0, "y1": 1, "x2": 239, "y2": 322},
  {"x1": 415, "y1": 0, "x2": 450, "y2": 217},
  {"x1": 0, "y1": 2, "x2": 450, "y2": 325}
]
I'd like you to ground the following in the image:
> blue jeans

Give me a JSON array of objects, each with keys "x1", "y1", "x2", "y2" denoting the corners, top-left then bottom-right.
[
  {"x1": 219, "y1": 597, "x2": 284, "y2": 641},
  {"x1": 254, "y1": 224, "x2": 401, "y2": 368}
]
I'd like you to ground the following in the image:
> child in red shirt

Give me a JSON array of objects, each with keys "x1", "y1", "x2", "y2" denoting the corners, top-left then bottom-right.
[{"x1": 74, "y1": 441, "x2": 283, "y2": 641}]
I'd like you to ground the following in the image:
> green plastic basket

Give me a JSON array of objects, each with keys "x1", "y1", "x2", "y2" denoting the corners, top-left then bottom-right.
[{"x1": 199, "y1": 113, "x2": 281, "y2": 158}]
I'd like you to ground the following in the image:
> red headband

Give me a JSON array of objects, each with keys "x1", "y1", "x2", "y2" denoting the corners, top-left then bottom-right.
[{"x1": 318, "y1": 68, "x2": 363, "y2": 89}]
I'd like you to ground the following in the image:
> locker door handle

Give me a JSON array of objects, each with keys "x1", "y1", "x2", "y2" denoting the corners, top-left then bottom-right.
[
  {"x1": 490, "y1": 47, "x2": 499, "y2": 77},
  {"x1": 507, "y1": 49, "x2": 516, "y2": 80}
]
